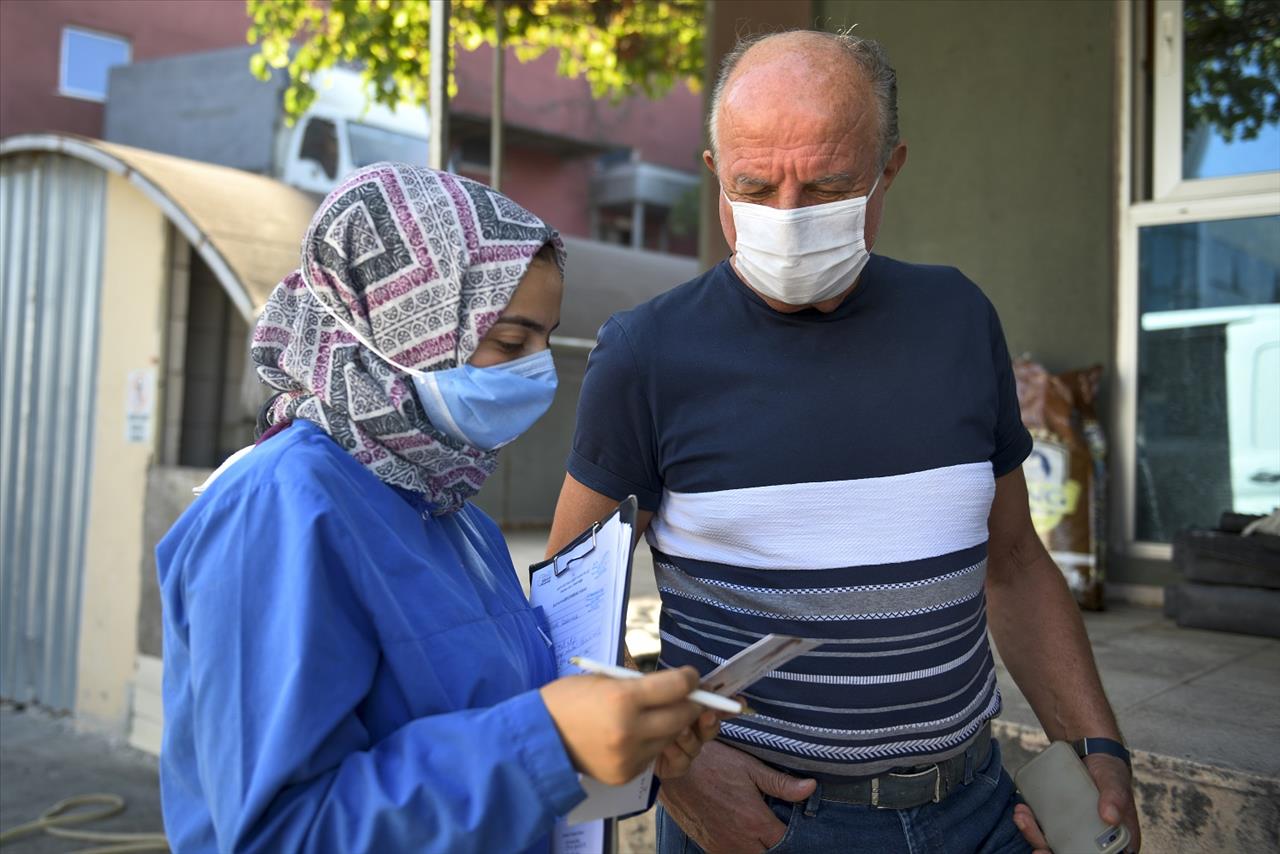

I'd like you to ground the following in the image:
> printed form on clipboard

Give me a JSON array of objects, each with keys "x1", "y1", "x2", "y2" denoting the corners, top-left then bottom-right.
[{"x1": 528, "y1": 495, "x2": 642, "y2": 854}]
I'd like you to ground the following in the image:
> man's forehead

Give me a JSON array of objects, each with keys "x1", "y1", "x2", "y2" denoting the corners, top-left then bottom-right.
[
  {"x1": 718, "y1": 123, "x2": 877, "y2": 187},
  {"x1": 715, "y1": 60, "x2": 879, "y2": 182}
]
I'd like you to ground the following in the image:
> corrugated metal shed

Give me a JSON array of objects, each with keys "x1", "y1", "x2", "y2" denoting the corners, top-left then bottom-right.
[
  {"x1": 0, "y1": 134, "x2": 318, "y2": 321},
  {"x1": 0, "y1": 153, "x2": 106, "y2": 710},
  {"x1": 0, "y1": 134, "x2": 318, "y2": 711}
]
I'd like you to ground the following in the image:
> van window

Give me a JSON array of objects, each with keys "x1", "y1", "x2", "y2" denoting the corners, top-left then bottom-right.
[
  {"x1": 348, "y1": 121, "x2": 428, "y2": 168},
  {"x1": 299, "y1": 118, "x2": 339, "y2": 179}
]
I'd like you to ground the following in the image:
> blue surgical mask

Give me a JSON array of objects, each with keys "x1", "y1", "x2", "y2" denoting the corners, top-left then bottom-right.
[{"x1": 412, "y1": 350, "x2": 558, "y2": 450}]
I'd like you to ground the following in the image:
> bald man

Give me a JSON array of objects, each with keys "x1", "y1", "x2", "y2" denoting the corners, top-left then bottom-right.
[{"x1": 548, "y1": 31, "x2": 1140, "y2": 854}]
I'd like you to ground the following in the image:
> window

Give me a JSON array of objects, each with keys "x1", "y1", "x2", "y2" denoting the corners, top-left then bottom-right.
[
  {"x1": 1149, "y1": 0, "x2": 1280, "y2": 199},
  {"x1": 1134, "y1": 216, "x2": 1280, "y2": 542},
  {"x1": 1118, "y1": 1, "x2": 1280, "y2": 555},
  {"x1": 298, "y1": 118, "x2": 339, "y2": 180},
  {"x1": 1180, "y1": 1, "x2": 1280, "y2": 181},
  {"x1": 59, "y1": 26, "x2": 131, "y2": 102},
  {"x1": 455, "y1": 136, "x2": 492, "y2": 171},
  {"x1": 347, "y1": 121, "x2": 428, "y2": 168}
]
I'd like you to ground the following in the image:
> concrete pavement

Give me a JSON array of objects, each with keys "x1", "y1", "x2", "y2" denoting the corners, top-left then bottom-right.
[{"x1": 0, "y1": 703, "x2": 164, "y2": 852}]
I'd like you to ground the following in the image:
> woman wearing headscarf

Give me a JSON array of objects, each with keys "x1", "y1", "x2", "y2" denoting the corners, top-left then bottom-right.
[{"x1": 156, "y1": 164, "x2": 719, "y2": 852}]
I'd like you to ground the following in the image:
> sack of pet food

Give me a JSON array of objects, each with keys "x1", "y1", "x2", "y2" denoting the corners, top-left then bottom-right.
[{"x1": 1014, "y1": 360, "x2": 1107, "y2": 610}]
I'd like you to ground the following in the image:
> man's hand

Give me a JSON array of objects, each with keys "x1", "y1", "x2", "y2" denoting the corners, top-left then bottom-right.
[
  {"x1": 1012, "y1": 754, "x2": 1141, "y2": 853},
  {"x1": 658, "y1": 740, "x2": 816, "y2": 854},
  {"x1": 654, "y1": 711, "x2": 722, "y2": 779}
]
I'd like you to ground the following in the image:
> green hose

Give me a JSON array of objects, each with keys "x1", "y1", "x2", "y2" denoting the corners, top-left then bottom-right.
[{"x1": 0, "y1": 793, "x2": 168, "y2": 853}]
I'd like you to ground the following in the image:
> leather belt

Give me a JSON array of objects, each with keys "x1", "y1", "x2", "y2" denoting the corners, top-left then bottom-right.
[{"x1": 819, "y1": 723, "x2": 993, "y2": 810}]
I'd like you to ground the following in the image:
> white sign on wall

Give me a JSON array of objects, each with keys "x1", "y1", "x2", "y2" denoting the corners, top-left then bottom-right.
[{"x1": 125, "y1": 368, "x2": 156, "y2": 444}]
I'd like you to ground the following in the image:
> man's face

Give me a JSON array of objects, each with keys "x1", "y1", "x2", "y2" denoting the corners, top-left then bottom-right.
[{"x1": 704, "y1": 50, "x2": 906, "y2": 311}]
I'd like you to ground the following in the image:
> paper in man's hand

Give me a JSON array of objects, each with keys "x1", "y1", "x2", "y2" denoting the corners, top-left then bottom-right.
[{"x1": 700, "y1": 634, "x2": 822, "y2": 697}]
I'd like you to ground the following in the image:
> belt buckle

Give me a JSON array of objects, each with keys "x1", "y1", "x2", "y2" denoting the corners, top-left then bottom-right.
[{"x1": 878, "y1": 764, "x2": 943, "y2": 806}]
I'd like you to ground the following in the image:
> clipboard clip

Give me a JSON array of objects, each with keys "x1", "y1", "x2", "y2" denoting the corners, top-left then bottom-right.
[{"x1": 554, "y1": 521, "x2": 600, "y2": 576}]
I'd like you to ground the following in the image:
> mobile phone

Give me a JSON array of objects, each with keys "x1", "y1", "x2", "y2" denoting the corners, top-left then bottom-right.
[{"x1": 1014, "y1": 741, "x2": 1130, "y2": 854}]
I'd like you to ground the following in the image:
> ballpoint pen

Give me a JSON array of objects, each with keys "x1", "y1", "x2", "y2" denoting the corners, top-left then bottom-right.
[{"x1": 570, "y1": 656, "x2": 752, "y2": 715}]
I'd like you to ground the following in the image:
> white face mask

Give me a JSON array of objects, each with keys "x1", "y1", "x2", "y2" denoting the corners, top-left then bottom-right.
[{"x1": 726, "y1": 176, "x2": 880, "y2": 306}]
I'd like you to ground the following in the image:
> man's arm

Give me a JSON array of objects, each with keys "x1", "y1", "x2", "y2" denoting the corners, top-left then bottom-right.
[
  {"x1": 545, "y1": 473, "x2": 653, "y2": 557},
  {"x1": 985, "y1": 467, "x2": 1141, "y2": 852},
  {"x1": 544, "y1": 474, "x2": 814, "y2": 853}
]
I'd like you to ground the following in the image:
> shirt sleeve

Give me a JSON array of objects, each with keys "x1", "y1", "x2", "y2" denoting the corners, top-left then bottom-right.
[
  {"x1": 567, "y1": 317, "x2": 663, "y2": 510},
  {"x1": 164, "y1": 483, "x2": 584, "y2": 853},
  {"x1": 987, "y1": 300, "x2": 1034, "y2": 478}
]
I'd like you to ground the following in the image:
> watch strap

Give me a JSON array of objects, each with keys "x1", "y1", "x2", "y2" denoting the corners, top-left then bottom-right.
[{"x1": 1074, "y1": 737, "x2": 1132, "y2": 768}]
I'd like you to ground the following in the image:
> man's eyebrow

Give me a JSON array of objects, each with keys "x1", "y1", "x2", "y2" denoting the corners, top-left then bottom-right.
[
  {"x1": 809, "y1": 172, "x2": 854, "y2": 186},
  {"x1": 732, "y1": 175, "x2": 772, "y2": 188}
]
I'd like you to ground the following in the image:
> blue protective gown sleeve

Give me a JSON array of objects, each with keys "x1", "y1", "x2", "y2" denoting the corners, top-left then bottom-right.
[{"x1": 165, "y1": 479, "x2": 584, "y2": 852}]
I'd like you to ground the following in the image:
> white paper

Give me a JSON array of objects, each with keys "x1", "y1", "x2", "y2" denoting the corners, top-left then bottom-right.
[
  {"x1": 532, "y1": 521, "x2": 627, "y2": 676},
  {"x1": 700, "y1": 634, "x2": 823, "y2": 697},
  {"x1": 531, "y1": 508, "x2": 647, "y2": 850},
  {"x1": 552, "y1": 819, "x2": 604, "y2": 854},
  {"x1": 124, "y1": 368, "x2": 156, "y2": 444}
]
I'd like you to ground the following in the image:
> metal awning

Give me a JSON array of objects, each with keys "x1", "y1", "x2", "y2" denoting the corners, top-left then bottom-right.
[
  {"x1": 0, "y1": 133, "x2": 702, "y2": 345},
  {"x1": 0, "y1": 133, "x2": 317, "y2": 322},
  {"x1": 555, "y1": 235, "x2": 699, "y2": 346}
]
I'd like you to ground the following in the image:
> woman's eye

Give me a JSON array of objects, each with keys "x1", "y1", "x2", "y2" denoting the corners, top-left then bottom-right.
[{"x1": 495, "y1": 340, "x2": 524, "y2": 354}]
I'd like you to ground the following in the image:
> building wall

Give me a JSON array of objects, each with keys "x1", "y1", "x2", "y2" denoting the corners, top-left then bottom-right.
[
  {"x1": 462, "y1": 150, "x2": 598, "y2": 242},
  {"x1": 816, "y1": 0, "x2": 1118, "y2": 375},
  {"x1": 453, "y1": 46, "x2": 704, "y2": 175},
  {"x1": 698, "y1": 0, "x2": 817, "y2": 265},
  {"x1": 0, "y1": 0, "x2": 252, "y2": 139},
  {"x1": 75, "y1": 172, "x2": 167, "y2": 732}
]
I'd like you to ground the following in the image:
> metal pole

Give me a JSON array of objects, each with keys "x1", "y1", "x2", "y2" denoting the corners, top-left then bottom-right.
[
  {"x1": 490, "y1": 0, "x2": 505, "y2": 191},
  {"x1": 631, "y1": 200, "x2": 645, "y2": 250},
  {"x1": 428, "y1": 0, "x2": 451, "y2": 171}
]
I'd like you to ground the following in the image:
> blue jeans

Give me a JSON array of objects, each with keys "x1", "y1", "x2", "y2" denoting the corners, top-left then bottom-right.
[{"x1": 656, "y1": 740, "x2": 1031, "y2": 854}]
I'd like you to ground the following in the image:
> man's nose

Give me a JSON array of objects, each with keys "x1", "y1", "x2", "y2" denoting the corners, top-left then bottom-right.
[{"x1": 773, "y1": 184, "x2": 807, "y2": 210}]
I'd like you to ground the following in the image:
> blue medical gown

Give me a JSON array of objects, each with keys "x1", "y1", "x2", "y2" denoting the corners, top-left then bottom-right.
[{"x1": 156, "y1": 420, "x2": 586, "y2": 852}]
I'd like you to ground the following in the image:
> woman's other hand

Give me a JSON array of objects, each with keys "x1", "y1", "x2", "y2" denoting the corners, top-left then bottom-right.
[{"x1": 540, "y1": 667, "x2": 723, "y2": 785}]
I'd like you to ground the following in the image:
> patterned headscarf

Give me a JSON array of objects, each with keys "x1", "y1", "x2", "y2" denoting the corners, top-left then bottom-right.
[{"x1": 251, "y1": 163, "x2": 564, "y2": 514}]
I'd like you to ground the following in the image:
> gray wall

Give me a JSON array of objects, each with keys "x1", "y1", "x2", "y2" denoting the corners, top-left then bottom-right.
[
  {"x1": 814, "y1": 3, "x2": 1157, "y2": 585},
  {"x1": 137, "y1": 466, "x2": 209, "y2": 659},
  {"x1": 105, "y1": 46, "x2": 281, "y2": 175},
  {"x1": 818, "y1": 0, "x2": 1117, "y2": 374}
]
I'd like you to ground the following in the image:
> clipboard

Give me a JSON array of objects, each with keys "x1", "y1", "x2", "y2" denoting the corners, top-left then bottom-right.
[
  {"x1": 528, "y1": 494, "x2": 638, "y2": 671},
  {"x1": 528, "y1": 496, "x2": 640, "y2": 854}
]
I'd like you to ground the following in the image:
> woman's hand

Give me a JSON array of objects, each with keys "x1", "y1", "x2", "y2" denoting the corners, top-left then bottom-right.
[{"x1": 541, "y1": 667, "x2": 721, "y2": 785}]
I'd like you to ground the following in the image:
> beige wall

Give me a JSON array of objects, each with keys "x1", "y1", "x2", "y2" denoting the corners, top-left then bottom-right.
[
  {"x1": 816, "y1": 0, "x2": 1119, "y2": 374},
  {"x1": 75, "y1": 173, "x2": 167, "y2": 731}
]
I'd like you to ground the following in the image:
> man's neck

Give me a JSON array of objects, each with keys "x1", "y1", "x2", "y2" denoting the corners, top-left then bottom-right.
[{"x1": 729, "y1": 255, "x2": 860, "y2": 314}]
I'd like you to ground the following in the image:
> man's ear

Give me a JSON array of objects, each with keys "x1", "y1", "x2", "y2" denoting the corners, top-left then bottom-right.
[
  {"x1": 703, "y1": 149, "x2": 717, "y2": 174},
  {"x1": 882, "y1": 141, "x2": 908, "y2": 190}
]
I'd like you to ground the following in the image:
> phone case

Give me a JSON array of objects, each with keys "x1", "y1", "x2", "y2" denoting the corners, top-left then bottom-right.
[{"x1": 1014, "y1": 741, "x2": 1130, "y2": 854}]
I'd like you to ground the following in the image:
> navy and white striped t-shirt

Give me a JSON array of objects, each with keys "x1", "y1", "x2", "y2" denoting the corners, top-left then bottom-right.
[{"x1": 568, "y1": 255, "x2": 1033, "y2": 779}]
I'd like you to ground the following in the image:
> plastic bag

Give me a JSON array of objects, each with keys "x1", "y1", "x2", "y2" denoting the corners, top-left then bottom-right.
[{"x1": 1014, "y1": 360, "x2": 1107, "y2": 609}]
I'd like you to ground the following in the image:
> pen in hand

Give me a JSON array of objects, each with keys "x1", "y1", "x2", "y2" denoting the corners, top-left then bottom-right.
[{"x1": 570, "y1": 656, "x2": 751, "y2": 715}]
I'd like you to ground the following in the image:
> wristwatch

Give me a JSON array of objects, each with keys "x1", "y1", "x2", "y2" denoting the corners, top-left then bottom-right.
[{"x1": 1073, "y1": 737, "x2": 1132, "y2": 769}]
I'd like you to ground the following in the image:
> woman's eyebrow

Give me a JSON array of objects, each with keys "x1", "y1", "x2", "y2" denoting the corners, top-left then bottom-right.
[{"x1": 493, "y1": 315, "x2": 551, "y2": 333}]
